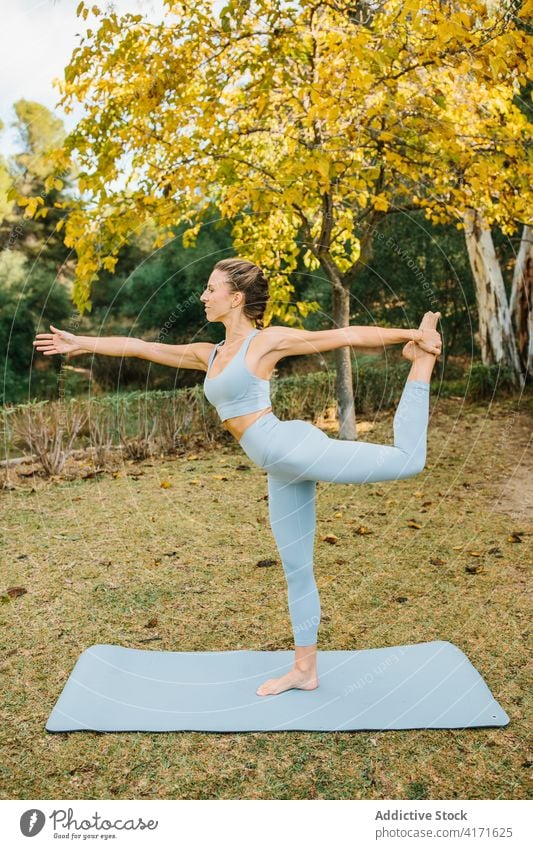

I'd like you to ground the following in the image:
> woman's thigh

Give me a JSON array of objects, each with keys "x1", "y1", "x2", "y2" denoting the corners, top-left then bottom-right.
[
  {"x1": 262, "y1": 419, "x2": 329, "y2": 481},
  {"x1": 263, "y1": 420, "x2": 418, "y2": 484}
]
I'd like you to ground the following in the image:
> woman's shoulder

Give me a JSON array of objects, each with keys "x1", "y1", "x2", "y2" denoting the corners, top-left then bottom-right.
[{"x1": 255, "y1": 325, "x2": 284, "y2": 352}]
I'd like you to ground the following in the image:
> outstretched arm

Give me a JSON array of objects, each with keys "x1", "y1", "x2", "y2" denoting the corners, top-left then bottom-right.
[
  {"x1": 33, "y1": 325, "x2": 214, "y2": 370},
  {"x1": 33, "y1": 325, "x2": 145, "y2": 358},
  {"x1": 263, "y1": 322, "x2": 442, "y2": 357}
]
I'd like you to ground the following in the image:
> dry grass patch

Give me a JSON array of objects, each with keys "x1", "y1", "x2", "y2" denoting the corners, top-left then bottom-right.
[{"x1": 1, "y1": 392, "x2": 531, "y2": 800}]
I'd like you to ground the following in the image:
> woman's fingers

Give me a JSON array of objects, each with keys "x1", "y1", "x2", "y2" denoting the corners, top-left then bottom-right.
[
  {"x1": 422, "y1": 329, "x2": 442, "y2": 348},
  {"x1": 33, "y1": 336, "x2": 63, "y2": 354},
  {"x1": 417, "y1": 334, "x2": 442, "y2": 355},
  {"x1": 33, "y1": 325, "x2": 77, "y2": 356}
]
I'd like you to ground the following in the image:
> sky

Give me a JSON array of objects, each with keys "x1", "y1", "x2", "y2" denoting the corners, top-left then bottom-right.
[{"x1": 0, "y1": 0, "x2": 173, "y2": 156}]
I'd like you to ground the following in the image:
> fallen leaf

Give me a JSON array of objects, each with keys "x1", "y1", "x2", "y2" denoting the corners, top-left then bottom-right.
[
  {"x1": 256, "y1": 558, "x2": 277, "y2": 568},
  {"x1": 407, "y1": 520, "x2": 422, "y2": 529},
  {"x1": 465, "y1": 564, "x2": 484, "y2": 574},
  {"x1": 507, "y1": 533, "x2": 522, "y2": 543},
  {"x1": 145, "y1": 618, "x2": 158, "y2": 628},
  {"x1": 144, "y1": 559, "x2": 161, "y2": 568},
  {"x1": 354, "y1": 526, "x2": 373, "y2": 535},
  {"x1": 322, "y1": 534, "x2": 339, "y2": 544},
  {"x1": 160, "y1": 480, "x2": 172, "y2": 488},
  {"x1": 5, "y1": 586, "x2": 27, "y2": 599},
  {"x1": 395, "y1": 596, "x2": 408, "y2": 603},
  {"x1": 429, "y1": 557, "x2": 446, "y2": 566}
]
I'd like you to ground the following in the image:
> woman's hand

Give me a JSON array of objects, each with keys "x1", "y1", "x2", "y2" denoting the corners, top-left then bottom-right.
[
  {"x1": 33, "y1": 325, "x2": 79, "y2": 357},
  {"x1": 417, "y1": 325, "x2": 442, "y2": 356}
]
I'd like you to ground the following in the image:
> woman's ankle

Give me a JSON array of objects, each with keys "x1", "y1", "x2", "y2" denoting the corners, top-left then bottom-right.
[
  {"x1": 294, "y1": 644, "x2": 317, "y2": 671},
  {"x1": 407, "y1": 355, "x2": 436, "y2": 383}
]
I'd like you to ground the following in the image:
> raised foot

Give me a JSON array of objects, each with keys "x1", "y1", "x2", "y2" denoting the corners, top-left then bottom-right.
[
  {"x1": 256, "y1": 666, "x2": 319, "y2": 696},
  {"x1": 402, "y1": 310, "x2": 441, "y2": 362}
]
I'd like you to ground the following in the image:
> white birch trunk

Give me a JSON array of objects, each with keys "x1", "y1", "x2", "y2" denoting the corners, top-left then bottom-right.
[
  {"x1": 463, "y1": 207, "x2": 524, "y2": 387},
  {"x1": 509, "y1": 224, "x2": 533, "y2": 379}
]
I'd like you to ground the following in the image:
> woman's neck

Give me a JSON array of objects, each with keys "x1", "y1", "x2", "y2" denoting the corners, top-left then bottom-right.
[{"x1": 221, "y1": 324, "x2": 257, "y2": 345}]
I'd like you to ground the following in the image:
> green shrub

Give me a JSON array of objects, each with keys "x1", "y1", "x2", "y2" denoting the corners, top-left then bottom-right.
[
  {"x1": 467, "y1": 362, "x2": 517, "y2": 400},
  {"x1": 1, "y1": 360, "x2": 523, "y2": 466}
]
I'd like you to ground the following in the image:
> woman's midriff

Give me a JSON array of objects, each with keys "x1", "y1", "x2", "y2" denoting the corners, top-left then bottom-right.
[{"x1": 222, "y1": 407, "x2": 273, "y2": 441}]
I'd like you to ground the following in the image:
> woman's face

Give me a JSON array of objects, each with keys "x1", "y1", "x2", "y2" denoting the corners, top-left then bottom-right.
[{"x1": 200, "y1": 272, "x2": 239, "y2": 322}]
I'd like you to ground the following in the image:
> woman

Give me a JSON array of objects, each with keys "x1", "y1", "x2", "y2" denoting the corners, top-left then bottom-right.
[{"x1": 33, "y1": 257, "x2": 442, "y2": 698}]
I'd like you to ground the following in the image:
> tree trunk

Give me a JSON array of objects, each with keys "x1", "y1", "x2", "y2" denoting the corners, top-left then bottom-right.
[
  {"x1": 332, "y1": 281, "x2": 357, "y2": 440},
  {"x1": 306, "y1": 212, "x2": 380, "y2": 441},
  {"x1": 463, "y1": 207, "x2": 524, "y2": 388},
  {"x1": 509, "y1": 224, "x2": 533, "y2": 380}
]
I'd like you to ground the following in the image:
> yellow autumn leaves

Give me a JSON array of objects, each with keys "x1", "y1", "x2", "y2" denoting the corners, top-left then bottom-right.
[{"x1": 16, "y1": 0, "x2": 532, "y2": 317}]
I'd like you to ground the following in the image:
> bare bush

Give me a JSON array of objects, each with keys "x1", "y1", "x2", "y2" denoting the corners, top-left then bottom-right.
[
  {"x1": 120, "y1": 419, "x2": 158, "y2": 461},
  {"x1": 86, "y1": 406, "x2": 116, "y2": 470},
  {"x1": 9, "y1": 400, "x2": 88, "y2": 476},
  {"x1": 115, "y1": 393, "x2": 159, "y2": 460}
]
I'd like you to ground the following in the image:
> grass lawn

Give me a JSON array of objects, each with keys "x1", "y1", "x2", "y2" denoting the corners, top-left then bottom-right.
[{"x1": 1, "y1": 390, "x2": 531, "y2": 800}]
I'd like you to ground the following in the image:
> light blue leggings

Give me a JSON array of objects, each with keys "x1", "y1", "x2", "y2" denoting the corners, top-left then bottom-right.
[{"x1": 238, "y1": 379, "x2": 431, "y2": 646}]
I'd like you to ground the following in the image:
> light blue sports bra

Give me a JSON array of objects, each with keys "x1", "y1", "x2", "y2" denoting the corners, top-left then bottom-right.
[{"x1": 203, "y1": 328, "x2": 271, "y2": 422}]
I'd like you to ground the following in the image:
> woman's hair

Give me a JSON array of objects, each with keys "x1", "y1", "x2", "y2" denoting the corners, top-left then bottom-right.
[{"x1": 213, "y1": 258, "x2": 269, "y2": 329}]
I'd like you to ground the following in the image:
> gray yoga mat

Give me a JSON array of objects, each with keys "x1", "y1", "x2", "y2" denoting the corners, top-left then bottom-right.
[{"x1": 45, "y1": 640, "x2": 509, "y2": 733}]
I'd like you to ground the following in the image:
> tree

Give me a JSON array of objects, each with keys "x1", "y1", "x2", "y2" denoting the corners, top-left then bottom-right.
[
  {"x1": 510, "y1": 223, "x2": 533, "y2": 377},
  {"x1": 24, "y1": 0, "x2": 532, "y2": 436},
  {"x1": 0, "y1": 103, "x2": 78, "y2": 404},
  {"x1": 351, "y1": 211, "x2": 477, "y2": 355},
  {"x1": 0, "y1": 250, "x2": 73, "y2": 404},
  {"x1": 463, "y1": 209, "x2": 529, "y2": 384},
  {"x1": 2, "y1": 100, "x2": 75, "y2": 269}
]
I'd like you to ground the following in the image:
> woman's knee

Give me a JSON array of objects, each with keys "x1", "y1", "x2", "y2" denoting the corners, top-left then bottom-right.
[{"x1": 403, "y1": 447, "x2": 426, "y2": 477}]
